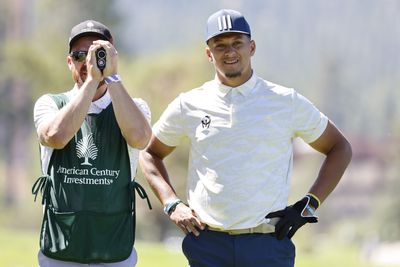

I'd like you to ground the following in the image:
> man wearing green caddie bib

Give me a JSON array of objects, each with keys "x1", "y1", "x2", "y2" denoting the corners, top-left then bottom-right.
[{"x1": 32, "y1": 20, "x2": 152, "y2": 266}]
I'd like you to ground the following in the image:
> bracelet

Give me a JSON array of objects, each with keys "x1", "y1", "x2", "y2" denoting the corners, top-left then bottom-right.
[
  {"x1": 163, "y1": 199, "x2": 183, "y2": 216},
  {"x1": 306, "y1": 193, "x2": 321, "y2": 209},
  {"x1": 105, "y1": 74, "x2": 122, "y2": 84}
]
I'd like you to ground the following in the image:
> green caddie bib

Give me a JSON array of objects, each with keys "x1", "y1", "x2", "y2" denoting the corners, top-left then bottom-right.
[{"x1": 32, "y1": 93, "x2": 151, "y2": 263}]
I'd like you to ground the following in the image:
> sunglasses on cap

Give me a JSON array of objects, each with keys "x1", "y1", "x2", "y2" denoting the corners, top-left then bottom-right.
[{"x1": 70, "y1": 51, "x2": 88, "y2": 62}]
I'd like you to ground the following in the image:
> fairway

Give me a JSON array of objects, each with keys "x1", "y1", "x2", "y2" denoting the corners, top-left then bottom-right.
[
  {"x1": 0, "y1": 227, "x2": 398, "y2": 267},
  {"x1": 0, "y1": 227, "x2": 188, "y2": 267}
]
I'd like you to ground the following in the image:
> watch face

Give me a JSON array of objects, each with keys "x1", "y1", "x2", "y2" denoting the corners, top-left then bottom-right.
[{"x1": 163, "y1": 205, "x2": 170, "y2": 215}]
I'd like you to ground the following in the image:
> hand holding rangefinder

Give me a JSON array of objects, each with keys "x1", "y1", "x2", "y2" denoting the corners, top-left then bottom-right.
[{"x1": 95, "y1": 47, "x2": 106, "y2": 72}]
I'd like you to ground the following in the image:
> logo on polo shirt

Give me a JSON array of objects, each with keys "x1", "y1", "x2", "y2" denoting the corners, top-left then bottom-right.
[
  {"x1": 201, "y1": 115, "x2": 211, "y2": 129},
  {"x1": 76, "y1": 133, "x2": 98, "y2": 166}
]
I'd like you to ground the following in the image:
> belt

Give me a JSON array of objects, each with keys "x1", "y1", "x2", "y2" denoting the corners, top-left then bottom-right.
[{"x1": 207, "y1": 218, "x2": 280, "y2": 235}]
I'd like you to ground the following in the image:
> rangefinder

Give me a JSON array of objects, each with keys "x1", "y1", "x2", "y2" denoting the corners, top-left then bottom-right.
[{"x1": 95, "y1": 48, "x2": 106, "y2": 72}]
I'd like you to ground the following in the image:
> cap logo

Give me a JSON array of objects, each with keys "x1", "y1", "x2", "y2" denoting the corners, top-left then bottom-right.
[
  {"x1": 86, "y1": 21, "x2": 95, "y2": 28},
  {"x1": 217, "y1": 15, "x2": 232, "y2": 31}
]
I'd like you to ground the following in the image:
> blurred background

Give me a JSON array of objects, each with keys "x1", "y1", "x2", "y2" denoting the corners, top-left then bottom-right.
[{"x1": 0, "y1": 0, "x2": 399, "y2": 266}]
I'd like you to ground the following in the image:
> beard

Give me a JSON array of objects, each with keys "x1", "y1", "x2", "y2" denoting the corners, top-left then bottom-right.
[
  {"x1": 73, "y1": 72, "x2": 84, "y2": 87},
  {"x1": 225, "y1": 71, "x2": 242, "y2": 78}
]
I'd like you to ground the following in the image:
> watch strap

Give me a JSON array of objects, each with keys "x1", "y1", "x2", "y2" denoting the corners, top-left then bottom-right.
[
  {"x1": 105, "y1": 74, "x2": 122, "y2": 84},
  {"x1": 163, "y1": 199, "x2": 183, "y2": 216}
]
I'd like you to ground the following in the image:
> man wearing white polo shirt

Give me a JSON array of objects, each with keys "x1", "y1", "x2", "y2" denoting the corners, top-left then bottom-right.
[{"x1": 139, "y1": 9, "x2": 352, "y2": 267}]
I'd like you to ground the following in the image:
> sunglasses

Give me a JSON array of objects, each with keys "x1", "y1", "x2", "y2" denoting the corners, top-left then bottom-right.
[{"x1": 70, "y1": 51, "x2": 88, "y2": 62}]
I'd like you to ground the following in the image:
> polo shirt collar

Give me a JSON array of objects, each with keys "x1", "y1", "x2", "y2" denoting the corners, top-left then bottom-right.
[{"x1": 215, "y1": 72, "x2": 258, "y2": 97}]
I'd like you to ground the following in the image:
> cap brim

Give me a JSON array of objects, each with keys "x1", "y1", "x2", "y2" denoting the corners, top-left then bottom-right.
[
  {"x1": 206, "y1": 31, "x2": 251, "y2": 42},
  {"x1": 69, "y1": 32, "x2": 110, "y2": 51}
]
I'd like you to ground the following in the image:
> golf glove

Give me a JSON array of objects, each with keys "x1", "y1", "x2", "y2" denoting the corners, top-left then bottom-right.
[{"x1": 265, "y1": 195, "x2": 319, "y2": 240}]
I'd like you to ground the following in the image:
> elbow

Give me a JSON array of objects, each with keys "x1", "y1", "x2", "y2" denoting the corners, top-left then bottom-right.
[
  {"x1": 135, "y1": 136, "x2": 151, "y2": 150},
  {"x1": 344, "y1": 139, "x2": 353, "y2": 163},
  {"x1": 333, "y1": 137, "x2": 352, "y2": 165},
  {"x1": 126, "y1": 126, "x2": 152, "y2": 150},
  {"x1": 40, "y1": 130, "x2": 69, "y2": 150},
  {"x1": 323, "y1": 137, "x2": 353, "y2": 167}
]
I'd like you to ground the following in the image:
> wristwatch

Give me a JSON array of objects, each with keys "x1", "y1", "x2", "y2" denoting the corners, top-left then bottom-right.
[
  {"x1": 163, "y1": 199, "x2": 183, "y2": 216},
  {"x1": 303, "y1": 194, "x2": 319, "y2": 217},
  {"x1": 105, "y1": 74, "x2": 122, "y2": 84}
]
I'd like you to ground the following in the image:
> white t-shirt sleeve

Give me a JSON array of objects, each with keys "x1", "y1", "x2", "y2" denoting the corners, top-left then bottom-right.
[
  {"x1": 33, "y1": 94, "x2": 59, "y2": 129},
  {"x1": 292, "y1": 90, "x2": 328, "y2": 143},
  {"x1": 33, "y1": 94, "x2": 59, "y2": 174},
  {"x1": 152, "y1": 95, "x2": 186, "y2": 147}
]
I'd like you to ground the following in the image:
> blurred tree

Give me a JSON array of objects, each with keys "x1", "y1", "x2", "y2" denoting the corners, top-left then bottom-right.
[
  {"x1": 376, "y1": 140, "x2": 400, "y2": 241},
  {"x1": 0, "y1": 0, "x2": 33, "y2": 206}
]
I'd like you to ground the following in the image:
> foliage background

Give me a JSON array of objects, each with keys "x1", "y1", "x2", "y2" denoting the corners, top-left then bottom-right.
[{"x1": 0, "y1": 0, "x2": 399, "y2": 266}]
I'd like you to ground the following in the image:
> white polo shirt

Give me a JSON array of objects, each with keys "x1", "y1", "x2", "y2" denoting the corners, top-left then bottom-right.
[{"x1": 153, "y1": 73, "x2": 328, "y2": 230}]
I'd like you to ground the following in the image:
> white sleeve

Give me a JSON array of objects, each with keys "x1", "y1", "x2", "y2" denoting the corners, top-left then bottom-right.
[
  {"x1": 33, "y1": 94, "x2": 59, "y2": 129},
  {"x1": 292, "y1": 91, "x2": 328, "y2": 143},
  {"x1": 152, "y1": 95, "x2": 186, "y2": 147},
  {"x1": 33, "y1": 94, "x2": 58, "y2": 174}
]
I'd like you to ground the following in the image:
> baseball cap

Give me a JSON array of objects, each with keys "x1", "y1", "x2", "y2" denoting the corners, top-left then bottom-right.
[
  {"x1": 205, "y1": 9, "x2": 251, "y2": 43},
  {"x1": 69, "y1": 20, "x2": 113, "y2": 51}
]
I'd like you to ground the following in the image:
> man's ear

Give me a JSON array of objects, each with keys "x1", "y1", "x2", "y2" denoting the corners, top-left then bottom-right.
[
  {"x1": 67, "y1": 56, "x2": 73, "y2": 70},
  {"x1": 205, "y1": 47, "x2": 213, "y2": 62},
  {"x1": 250, "y1": 40, "x2": 256, "y2": 56}
]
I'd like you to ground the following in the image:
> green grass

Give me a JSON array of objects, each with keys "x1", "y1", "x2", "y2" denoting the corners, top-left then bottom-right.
[
  {"x1": 136, "y1": 242, "x2": 187, "y2": 267},
  {"x1": 0, "y1": 227, "x2": 187, "y2": 267},
  {"x1": 0, "y1": 227, "x2": 39, "y2": 267},
  {"x1": 0, "y1": 227, "x2": 398, "y2": 267}
]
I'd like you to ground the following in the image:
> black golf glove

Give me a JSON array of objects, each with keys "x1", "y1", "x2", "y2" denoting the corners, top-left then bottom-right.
[{"x1": 265, "y1": 195, "x2": 319, "y2": 240}]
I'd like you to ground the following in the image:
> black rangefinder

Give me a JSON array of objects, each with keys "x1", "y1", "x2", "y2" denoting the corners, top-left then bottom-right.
[{"x1": 95, "y1": 48, "x2": 106, "y2": 72}]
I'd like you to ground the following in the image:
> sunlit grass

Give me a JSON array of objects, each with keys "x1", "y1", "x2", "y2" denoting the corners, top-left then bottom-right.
[
  {"x1": 0, "y1": 227, "x2": 398, "y2": 267},
  {"x1": 0, "y1": 227, "x2": 187, "y2": 267}
]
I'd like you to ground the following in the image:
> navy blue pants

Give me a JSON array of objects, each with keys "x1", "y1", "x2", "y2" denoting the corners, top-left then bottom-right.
[{"x1": 182, "y1": 229, "x2": 295, "y2": 267}]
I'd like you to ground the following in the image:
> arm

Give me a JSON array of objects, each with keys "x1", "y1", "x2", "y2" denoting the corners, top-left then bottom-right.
[
  {"x1": 95, "y1": 40, "x2": 151, "y2": 149},
  {"x1": 139, "y1": 135, "x2": 205, "y2": 235},
  {"x1": 139, "y1": 135, "x2": 177, "y2": 203},
  {"x1": 266, "y1": 120, "x2": 352, "y2": 240},
  {"x1": 307, "y1": 120, "x2": 352, "y2": 204},
  {"x1": 107, "y1": 82, "x2": 151, "y2": 149},
  {"x1": 37, "y1": 40, "x2": 108, "y2": 149},
  {"x1": 37, "y1": 79, "x2": 99, "y2": 149}
]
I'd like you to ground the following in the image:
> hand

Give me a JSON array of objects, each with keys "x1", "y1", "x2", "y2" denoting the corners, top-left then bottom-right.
[
  {"x1": 86, "y1": 44, "x2": 103, "y2": 82},
  {"x1": 92, "y1": 40, "x2": 118, "y2": 77},
  {"x1": 170, "y1": 203, "x2": 206, "y2": 236},
  {"x1": 86, "y1": 41, "x2": 118, "y2": 82},
  {"x1": 265, "y1": 196, "x2": 318, "y2": 240}
]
